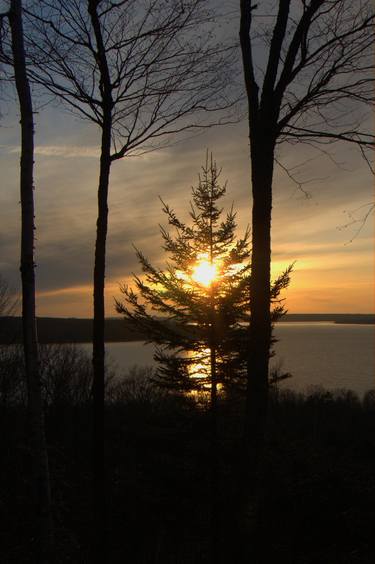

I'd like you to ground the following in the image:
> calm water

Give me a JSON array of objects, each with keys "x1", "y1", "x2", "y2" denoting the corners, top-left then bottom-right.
[{"x1": 81, "y1": 323, "x2": 375, "y2": 396}]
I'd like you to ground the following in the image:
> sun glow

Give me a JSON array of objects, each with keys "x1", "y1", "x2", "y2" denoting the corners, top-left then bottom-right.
[
  {"x1": 192, "y1": 256, "x2": 218, "y2": 286},
  {"x1": 188, "y1": 348, "x2": 223, "y2": 396}
]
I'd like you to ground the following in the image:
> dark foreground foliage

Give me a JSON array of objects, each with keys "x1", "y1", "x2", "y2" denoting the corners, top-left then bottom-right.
[{"x1": 1, "y1": 346, "x2": 374, "y2": 563}]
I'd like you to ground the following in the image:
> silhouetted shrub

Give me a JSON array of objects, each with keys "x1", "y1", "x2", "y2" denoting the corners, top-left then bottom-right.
[
  {"x1": 1, "y1": 354, "x2": 374, "y2": 563},
  {"x1": 0, "y1": 345, "x2": 25, "y2": 407}
]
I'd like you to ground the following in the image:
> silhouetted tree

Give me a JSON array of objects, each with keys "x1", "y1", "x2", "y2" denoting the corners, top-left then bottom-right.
[
  {"x1": 0, "y1": 1, "x2": 54, "y2": 562},
  {"x1": 21, "y1": 2, "x2": 238, "y2": 560},
  {"x1": 116, "y1": 157, "x2": 255, "y2": 393},
  {"x1": 239, "y1": 0, "x2": 374, "y2": 550},
  {"x1": 0, "y1": 275, "x2": 17, "y2": 317},
  {"x1": 0, "y1": 277, "x2": 23, "y2": 408},
  {"x1": 116, "y1": 155, "x2": 291, "y2": 562}
]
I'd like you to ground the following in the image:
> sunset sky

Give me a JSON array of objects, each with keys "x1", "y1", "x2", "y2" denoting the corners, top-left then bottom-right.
[
  {"x1": 1, "y1": 101, "x2": 373, "y2": 318},
  {"x1": 1, "y1": 0, "x2": 374, "y2": 320}
]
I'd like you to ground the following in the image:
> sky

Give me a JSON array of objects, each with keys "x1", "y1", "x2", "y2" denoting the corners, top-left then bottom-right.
[
  {"x1": 1, "y1": 105, "x2": 373, "y2": 317},
  {"x1": 0, "y1": 1, "x2": 374, "y2": 318}
]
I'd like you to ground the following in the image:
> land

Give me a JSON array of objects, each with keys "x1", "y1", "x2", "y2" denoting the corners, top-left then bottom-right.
[
  {"x1": 1, "y1": 350, "x2": 374, "y2": 563},
  {"x1": 279, "y1": 313, "x2": 375, "y2": 324},
  {"x1": 0, "y1": 313, "x2": 374, "y2": 344},
  {"x1": 0, "y1": 316, "x2": 144, "y2": 344}
]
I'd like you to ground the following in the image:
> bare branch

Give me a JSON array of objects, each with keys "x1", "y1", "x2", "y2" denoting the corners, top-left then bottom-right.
[
  {"x1": 18, "y1": 0, "x2": 238, "y2": 155},
  {"x1": 338, "y1": 202, "x2": 375, "y2": 243},
  {"x1": 239, "y1": 1, "x2": 259, "y2": 118}
]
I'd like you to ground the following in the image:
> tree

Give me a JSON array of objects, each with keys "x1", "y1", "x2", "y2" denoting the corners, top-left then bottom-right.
[
  {"x1": 116, "y1": 155, "x2": 291, "y2": 562},
  {"x1": 0, "y1": 274, "x2": 17, "y2": 317},
  {"x1": 116, "y1": 156, "x2": 254, "y2": 393},
  {"x1": 19, "y1": 2, "x2": 237, "y2": 560},
  {"x1": 0, "y1": 2, "x2": 54, "y2": 562},
  {"x1": 239, "y1": 0, "x2": 374, "y2": 548},
  {"x1": 0, "y1": 275, "x2": 24, "y2": 409}
]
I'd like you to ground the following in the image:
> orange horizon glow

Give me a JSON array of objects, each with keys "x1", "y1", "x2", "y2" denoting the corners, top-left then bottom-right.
[{"x1": 30, "y1": 259, "x2": 374, "y2": 318}]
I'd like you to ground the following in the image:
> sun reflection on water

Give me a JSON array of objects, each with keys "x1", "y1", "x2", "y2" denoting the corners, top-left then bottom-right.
[{"x1": 187, "y1": 347, "x2": 223, "y2": 398}]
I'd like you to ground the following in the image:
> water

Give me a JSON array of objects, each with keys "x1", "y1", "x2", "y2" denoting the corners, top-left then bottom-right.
[
  {"x1": 271, "y1": 323, "x2": 374, "y2": 396},
  {"x1": 80, "y1": 323, "x2": 375, "y2": 396}
]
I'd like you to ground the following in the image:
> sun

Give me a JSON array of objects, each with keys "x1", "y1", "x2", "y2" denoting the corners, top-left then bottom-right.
[{"x1": 192, "y1": 256, "x2": 218, "y2": 286}]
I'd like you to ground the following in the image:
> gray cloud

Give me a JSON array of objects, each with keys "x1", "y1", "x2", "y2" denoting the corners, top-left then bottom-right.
[{"x1": 1, "y1": 94, "x2": 373, "y2": 315}]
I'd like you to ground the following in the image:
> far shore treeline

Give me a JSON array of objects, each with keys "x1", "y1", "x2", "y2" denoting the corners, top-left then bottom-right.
[{"x1": 0, "y1": 314, "x2": 374, "y2": 345}]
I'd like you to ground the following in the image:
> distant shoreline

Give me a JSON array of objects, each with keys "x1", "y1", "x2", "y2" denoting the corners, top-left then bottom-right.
[
  {"x1": 278, "y1": 313, "x2": 375, "y2": 324},
  {"x1": 0, "y1": 313, "x2": 374, "y2": 344}
]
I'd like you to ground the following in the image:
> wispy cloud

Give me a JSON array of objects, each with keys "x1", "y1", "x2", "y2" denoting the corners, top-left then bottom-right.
[{"x1": 3, "y1": 145, "x2": 100, "y2": 158}]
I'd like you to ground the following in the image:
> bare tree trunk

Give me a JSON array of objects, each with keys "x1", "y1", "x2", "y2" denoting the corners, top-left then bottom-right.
[
  {"x1": 210, "y1": 341, "x2": 219, "y2": 563},
  {"x1": 208, "y1": 194, "x2": 219, "y2": 562},
  {"x1": 87, "y1": 2, "x2": 113, "y2": 562},
  {"x1": 92, "y1": 122, "x2": 111, "y2": 564},
  {"x1": 9, "y1": 1, "x2": 54, "y2": 562},
  {"x1": 245, "y1": 132, "x2": 275, "y2": 486},
  {"x1": 235, "y1": 131, "x2": 275, "y2": 562},
  {"x1": 239, "y1": 4, "x2": 275, "y2": 544},
  {"x1": 239, "y1": 6, "x2": 276, "y2": 555}
]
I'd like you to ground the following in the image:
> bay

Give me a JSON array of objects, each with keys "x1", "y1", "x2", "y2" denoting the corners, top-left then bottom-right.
[{"x1": 80, "y1": 322, "x2": 375, "y2": 397}]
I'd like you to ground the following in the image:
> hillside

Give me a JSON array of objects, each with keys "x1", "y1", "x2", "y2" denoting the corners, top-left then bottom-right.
[{"x1": 0, "y1": 313, "x2": 373, "y2": 344}]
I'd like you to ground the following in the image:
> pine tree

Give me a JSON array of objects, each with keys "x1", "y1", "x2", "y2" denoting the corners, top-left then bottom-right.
[
  {"x1": 116, "y1": 154, "x2": 291, "y2": 561},
  {"x1": 116, "y1": 155, "x2": 291, "y2": 398}
]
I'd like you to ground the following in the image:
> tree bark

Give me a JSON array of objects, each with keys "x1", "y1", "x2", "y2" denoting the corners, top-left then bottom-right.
[
  {"x1": 92, "y1": 121, "x2": 111, "y2": 564},
  {"x1": 210, "y1": 332, "x2": 219, "y2": 563},
  {"x1": 209, "y1": 192, "x2": 219, "y2": 562},
  {"x1": 245, "y1": 129, "x2": 275, "y2": 478},
  {"x1": 239, "y1": 3, "x2": 276, "y2": 547},
  {"x1": 9, "y1": 1, "x2": 54, "y2": 562},
  {"x1": 238, "y1": 121, "x2": 276, "y2": 562},
  {"x1": 87, "y1": 2, "x2": 113, "y2": 562}
]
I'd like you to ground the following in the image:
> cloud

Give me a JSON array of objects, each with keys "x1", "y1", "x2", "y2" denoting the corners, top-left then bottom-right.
[
  {"x1": 5, "y1": 144, "x2": 101, "y2": 158},
  {"x1": 1, "y1": 112, "x2": 373, "y2": 316}
]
